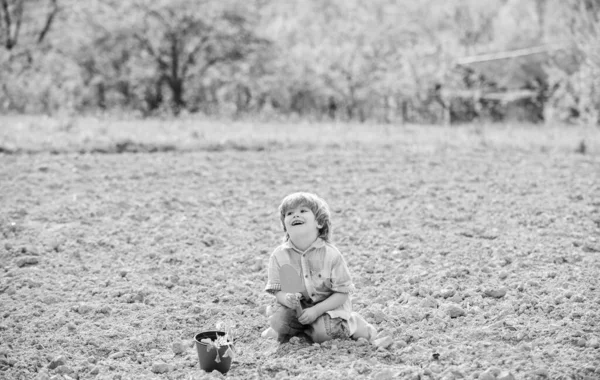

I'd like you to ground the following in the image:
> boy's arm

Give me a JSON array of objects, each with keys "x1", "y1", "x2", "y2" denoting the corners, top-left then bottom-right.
[{"x1": 298, "y1": 292, "x2": 348, "y2": 325}]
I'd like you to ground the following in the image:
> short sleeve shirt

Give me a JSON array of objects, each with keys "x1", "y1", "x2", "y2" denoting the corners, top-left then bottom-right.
[{"x1": 264, "y1": 238, "x2": 355, "y2": 321}]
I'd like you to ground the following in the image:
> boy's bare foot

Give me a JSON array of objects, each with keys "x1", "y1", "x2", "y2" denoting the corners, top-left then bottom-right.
[{"x1": 261, "y1": 327, "x2": 278, "y2": 339}]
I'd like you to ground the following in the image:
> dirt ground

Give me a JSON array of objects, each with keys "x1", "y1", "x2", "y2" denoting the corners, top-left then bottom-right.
[{"x1": 1, "y1": 121, "x2": 599, "y2": 380}]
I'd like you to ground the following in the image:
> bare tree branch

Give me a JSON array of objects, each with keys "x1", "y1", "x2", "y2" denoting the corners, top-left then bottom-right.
[
  {"x1": 13, "y1": 0, "x2": 23, "y2": 46},
  {"x1": 37, "y1": 0, "x2": 59, "y2": 44},
  {"x1": 1, "y1": 0, "x2": 15, "y2": 49},
  {"x1": 456, "y1": 43, "x2": 570, "y2": 66}
]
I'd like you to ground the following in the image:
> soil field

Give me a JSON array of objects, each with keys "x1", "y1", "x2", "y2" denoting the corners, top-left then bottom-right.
[{"x1": 1, "y1": 119, "x2": 599, "y2": 380}]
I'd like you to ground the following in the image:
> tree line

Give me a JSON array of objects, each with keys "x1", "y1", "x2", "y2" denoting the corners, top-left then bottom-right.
[{"x1": 1, "y1": 0, "x2": 599, "y2": 125}]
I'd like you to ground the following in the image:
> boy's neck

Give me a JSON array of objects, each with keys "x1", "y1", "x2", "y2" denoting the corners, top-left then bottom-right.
[{"x1": 290, "y1": 235, "x2": 318, "y2": 252}]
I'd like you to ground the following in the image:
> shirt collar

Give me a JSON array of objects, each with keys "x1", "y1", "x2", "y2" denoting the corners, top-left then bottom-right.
[{"x1": 283, "y1": 238, "x2": 326, "y2": 253}]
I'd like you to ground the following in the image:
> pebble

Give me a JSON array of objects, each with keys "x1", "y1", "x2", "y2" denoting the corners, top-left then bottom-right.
[
  {"x1": 440, "y1": 288, "x2": 455, "y2": 299},
  {"x1": 48, "y1": 355, "x2": 66, "y2": 370},
  {"x1": 499, "y1": 271, "x2": 509, "y2": 280},
  {"x1": 497, "y1": 371, "x2": 516, "y2": 380},
  {"x1": 42, "y1": 296, "x2": 59, "y2": 305},
  {"x1": 420, "y1": 296, "x2": 438, "y2": 309},
  {"x1": 447, "y1": 293, "x2": 463, "y2": 303},
  {"x1": 373, "y1": 336, "x2": 394, "y2": 349},
  {"x1": 191, "y1": 305, "x2": 203, "y2": 314},
  {"x1": 376, "y1": 329, "x2": 394, "y2": 340},
  {"x1": 89, "y1": 366, "x2": 100, "y2": 375},
  {"x1": 36, "y1": 371, "x2": 51, "y2": 380},
  {"x1": 445, "y1": 304, "x2": 466, "y2": 318},
  {"x1": 574, "y1": 338, "x2": 587, "y2": 347},
  {"x1": 478, "y1": 369, "x2": 496, "y2": 380},
  {"x1": 108, "y1": 351, "x2": 127, "y2": 359},
  {"x1": 16, "y1": 256, "x2": 39, "y2": 267},
  {"x1": 55, "y1": 365, "x2": 73, "y2": 375},
  {"x1": 372, "y1": 368, "x2": 395, "y2": 380},
  {"x1": 356, "y1": 337, "x2": 370, "y2": 346},
  {"x1": 151, "y1": 362, "x2": 172, "y2": 374},
  {"x1": 172, "y1": 341, "x2": 187, "y2": 355},
  {"x1": 352, "y1": 359, "x2": 371, "y2": 374},
  {"x1": 77, "y1": 304, "x2": 94, "y2": 314},
  {"x1": 588, "y1": 337, "x2": 599, "y2": 348},
  {"x1": 373, "y1": 310, "x2": 386, "y2": 324},
  {"x1": 531, "y1": 368, "x2": 549, "y2": 377},
  {"x1": 484, "y1": 287, "x2": 507, "y2": 298}
]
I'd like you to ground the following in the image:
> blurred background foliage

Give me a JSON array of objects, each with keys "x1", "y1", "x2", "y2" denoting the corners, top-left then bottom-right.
[{"x1": 0, "y1": 0, "x2": 599, "y2": 125}]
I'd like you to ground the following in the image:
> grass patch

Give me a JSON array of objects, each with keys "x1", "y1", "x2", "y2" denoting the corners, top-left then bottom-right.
[{"x1": 0, "y1": 115, "x2": 598, "y2": 155}]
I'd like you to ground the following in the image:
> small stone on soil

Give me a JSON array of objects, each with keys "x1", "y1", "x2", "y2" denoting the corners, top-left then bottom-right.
[
  {"x1": 478, "y1": 369, "x2": 496, "y2": 380},
  {"x1": 445, "y1": 304, "x2": 466, "y2": 318},
  {"x1": 15, "y1": 256, "x2": 39, "y2": 267},
  {"x1": 373, "y1": 336, "x2": 393, "y2": 349},
  {"x1": 172, "y1": 341, "x2": 187, "y2": 355},
  {"x1": 55, "y1": 365, "x2": 73, "y2": 375},
  {"x1": 447, "y1": 293, "x2": 463, "y2": 303},
  {"x1": 48, "y1": 356, "x2": 66, "y2": 370},
  {"x1": 77, "y1": 304, "x2": 94, "y2": 314},
  {"x1": 151, "y1": 362, "x2": 172, "y2": 374},
  {"x1": 372, "y1": 368, "x2": 395, "y2": 380},
  {"x1": 531, "y1": 368, "x2": 549, "y2": 377},
  {"x1": 42, "y1": 296, "x2": 59, "y2": 305},
  {"x1": 484, "y1": 287, "x2": 507, "y2": 298},
  {"x1": 420, "y1": 296, "x2": 438, "y2": 309},
  {"x1": 356, "y1": 337, "x2": 370, "y2": 346},
  {"x1": 497, "y1": 370, "x2": 516, "y2": 380}
]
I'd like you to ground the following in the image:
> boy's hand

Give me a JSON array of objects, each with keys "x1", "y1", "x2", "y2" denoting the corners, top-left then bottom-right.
[{"x1": 298, "y1": 307, "x2": 320, "y2": 325}]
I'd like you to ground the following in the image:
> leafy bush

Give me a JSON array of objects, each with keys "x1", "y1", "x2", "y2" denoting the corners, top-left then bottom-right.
[{"x1": 0, "y1": 0, "x2": 598, "y2": 126}]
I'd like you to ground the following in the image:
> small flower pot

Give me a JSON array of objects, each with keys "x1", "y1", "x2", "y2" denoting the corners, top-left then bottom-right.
[{"x1": 194, "y1": 331, "x2": 234, "y2": 374}]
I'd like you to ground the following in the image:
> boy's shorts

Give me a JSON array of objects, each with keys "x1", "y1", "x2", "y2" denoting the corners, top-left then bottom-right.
[{"x1": 269, "y1": 303, "x2": 351, "y2": 343}]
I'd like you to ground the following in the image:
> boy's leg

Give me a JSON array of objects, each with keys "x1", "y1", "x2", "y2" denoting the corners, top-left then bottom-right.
[
  {"x1": 306, "y1": 314, "x2": 350, "y2": 344},
  {"x1": 269, "y1": 304, "x2": 305, "y2": 342}
]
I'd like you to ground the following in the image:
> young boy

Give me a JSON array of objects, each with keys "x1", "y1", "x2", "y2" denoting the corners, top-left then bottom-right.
[{"x1": 264, "y1": 192, "x2": 376, "y2": 344}]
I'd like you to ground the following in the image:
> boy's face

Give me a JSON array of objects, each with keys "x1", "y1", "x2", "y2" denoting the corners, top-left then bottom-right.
[{"x1": 284, "y1": 204, "x2": 321, "y2": 241}]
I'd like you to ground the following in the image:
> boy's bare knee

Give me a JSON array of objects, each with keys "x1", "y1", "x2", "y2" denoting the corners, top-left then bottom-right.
[
  {"x1": 269, "y1": 305, "x2": 297, "y2": 334},
  {"x1": 307, "y1": 317, "x2": 330, "y2": 344}
]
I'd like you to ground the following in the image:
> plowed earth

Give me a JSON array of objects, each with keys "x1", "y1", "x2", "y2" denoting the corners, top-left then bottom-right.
[{"x1": 1, "y1": 120, "x2": 599, "y2": 380}]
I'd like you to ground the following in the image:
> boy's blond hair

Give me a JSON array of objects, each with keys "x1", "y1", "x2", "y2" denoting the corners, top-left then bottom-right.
[{"x1": 278, "y1": 192, "x2": 332, "y2": 242}]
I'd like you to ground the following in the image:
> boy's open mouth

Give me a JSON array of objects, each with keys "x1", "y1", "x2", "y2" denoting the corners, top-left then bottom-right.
[{"x1": 291, "y1": 220, "x2": 304, "y2": 226}]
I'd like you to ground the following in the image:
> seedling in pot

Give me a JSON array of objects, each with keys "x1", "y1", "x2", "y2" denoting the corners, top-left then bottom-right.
[{"x1": 199, "y1": 322, "x2": 235, "y2": 363}]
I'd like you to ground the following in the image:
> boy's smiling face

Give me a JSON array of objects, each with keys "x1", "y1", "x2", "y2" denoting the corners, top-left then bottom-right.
[{"x1": 284, "y1": 204, "x2": 321, "y2": 242}]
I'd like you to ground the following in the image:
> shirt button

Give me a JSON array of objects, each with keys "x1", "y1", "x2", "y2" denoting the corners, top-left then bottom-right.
[
  {"x1": 311, "y1": 293, "x2": 315, "y2": 297},
  {"x1": 304, "y1": 275, "x2": 308, "y2": 278}
]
